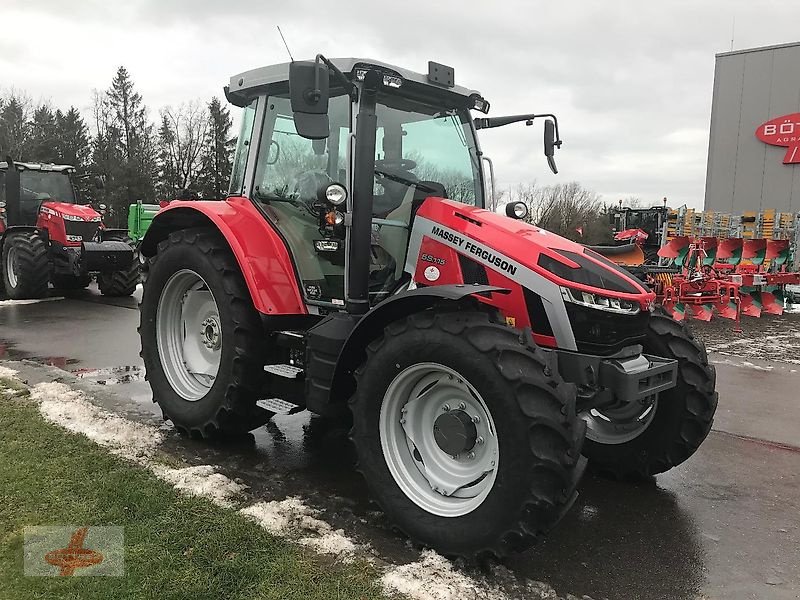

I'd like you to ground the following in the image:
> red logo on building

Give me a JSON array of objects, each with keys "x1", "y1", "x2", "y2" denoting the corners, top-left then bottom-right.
[{"x1": 755, "y1": 113, "x2": 800, "y2": 164}]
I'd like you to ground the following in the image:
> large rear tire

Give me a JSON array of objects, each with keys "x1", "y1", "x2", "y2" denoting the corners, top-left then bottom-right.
[
  {"x1": 139, "y1": 228, "x2": 272, "y2": 437},
  {"x1": 350, "y1": 311, "x2": 586, "y2": 559},
  {"x1": 2, "y1": 231, "x2": 49, "y2": 300},
  {"x1": 581, "y1": 312, "x2": 717, "y2": 477},
  {"x1": 98, "y1": 234, "x2": 139, "y2": 297}
]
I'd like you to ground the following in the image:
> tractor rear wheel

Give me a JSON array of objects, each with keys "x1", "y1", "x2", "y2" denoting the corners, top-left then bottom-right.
[
  {"x1": 98, "y1": 235, "x2": 139, "y2": 297},
  {"x1": 139, "y1": 228, "x2": 272, "y2": 437},
  {"x1": 580, "y1": 312, "x2": 717, "y2": 477},
  {"x1": 350, "y1": 311, "x2": 586, "y2": 558},
  {"x1": 2, "y1": 231, "x2": 49, "y2": 300}
]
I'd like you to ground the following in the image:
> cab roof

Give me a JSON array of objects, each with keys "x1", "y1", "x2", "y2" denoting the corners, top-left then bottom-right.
[
  {"x1": 0, "y1": 161, "x2": 75, "y2": 173},
  {"x1": 227, "y1": 57, "x2": 483, "y2": 106}
]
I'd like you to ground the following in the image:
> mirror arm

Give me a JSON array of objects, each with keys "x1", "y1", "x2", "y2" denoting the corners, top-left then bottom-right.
[
  {"x1": 474, "y1": 113, "x2": 562, "y2": 145},
  {"x1": 314, "y1": 54, "x2": 359, "y2": 101}
]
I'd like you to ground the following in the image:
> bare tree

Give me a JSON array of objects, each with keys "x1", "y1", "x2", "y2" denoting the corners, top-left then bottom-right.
[
  {"x1": 506, "y1": 181, "x2": 610, "y2": 243},
  {"x1": 157, "y1": 101, "x2": 208, "y2": 195}
]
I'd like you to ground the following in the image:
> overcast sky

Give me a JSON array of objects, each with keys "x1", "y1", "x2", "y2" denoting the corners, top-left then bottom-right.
[{"x1": 4, "y1": 1, "x2": 800, "y2": 208}]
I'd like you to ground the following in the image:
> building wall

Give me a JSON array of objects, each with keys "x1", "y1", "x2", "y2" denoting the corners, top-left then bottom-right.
[{"x1": 704, "y1": 42, "x2": 800, "y2": 213}]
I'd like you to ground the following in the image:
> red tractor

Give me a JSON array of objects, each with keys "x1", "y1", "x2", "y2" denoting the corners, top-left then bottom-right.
[
  {"x1": 139, "y1": 58, "x2": 718, "y2": 557},
  {"x1": 0, "y1": 158, "x2": 138, "y2": 299}
]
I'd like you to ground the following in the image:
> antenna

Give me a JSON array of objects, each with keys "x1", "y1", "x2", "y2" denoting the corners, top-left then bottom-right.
[
  {"x1": 277, "y1": 26, "x2": 295, "y2": 62},
  {"x1": 730, "y1": 16, "x2": 735, "y2": 51}
]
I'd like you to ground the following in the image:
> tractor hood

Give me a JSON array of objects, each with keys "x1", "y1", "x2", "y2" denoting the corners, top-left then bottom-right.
[
  {"x1": 415, "y1": 199, "x2": 653, "y2": 306},
  {"x1": 41, "y1": 201, "x2": 102, "y2": 222}
]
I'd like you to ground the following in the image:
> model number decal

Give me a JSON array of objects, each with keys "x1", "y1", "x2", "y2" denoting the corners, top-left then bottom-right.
[{"x1": 421, "y1": 253, "x2": 446, "y2": 265}]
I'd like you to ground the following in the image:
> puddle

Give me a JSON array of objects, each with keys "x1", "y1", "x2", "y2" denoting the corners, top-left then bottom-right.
[{"x1": 74, "y1": 365, "x2": 145, "y2": 385}]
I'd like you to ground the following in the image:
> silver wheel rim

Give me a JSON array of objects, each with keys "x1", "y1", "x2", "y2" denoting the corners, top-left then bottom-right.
[
  {"x1": 156, "y1": 269, "x2": 221, "y2": 401},
  {"x1": 581, "y1": 397, "x2": 658, "y2": 445},
  {"x1": 379, "y1": 362, "x2": 499, "y2": 517},
  {"x1": 5, "y1": 245, "x2": 18, "y2": 289}
]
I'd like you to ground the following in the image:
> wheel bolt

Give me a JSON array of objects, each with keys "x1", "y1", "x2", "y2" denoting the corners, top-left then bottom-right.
[
  {"x1": 476, "y1": 436, "x2": 484, "y2": 445},
  {"x1": 458, "y1": 402, "x2": 466, "y2": 410},
  {"x1": 467, "y1": 451, "x2": 475, "y2": 459},
  {"x1": 442, "y1": 404, "x2": 451, "y2": 412},
  {"x1": 400, "y1": 418, "x2": 406, "y2": 424},
  {"x1": 472, "y1": 415, "x2": 480, "y2": 424}
]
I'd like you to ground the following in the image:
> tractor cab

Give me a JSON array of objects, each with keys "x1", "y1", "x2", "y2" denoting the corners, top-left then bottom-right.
[
  {"x1": 225, "y1": 59, "x2": 494, "y2": 307},
  {"x1": 0, "y1": 161, "x2": 77, "y2": 227}
]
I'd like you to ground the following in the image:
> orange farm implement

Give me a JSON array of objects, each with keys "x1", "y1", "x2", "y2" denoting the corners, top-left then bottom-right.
[{"x1": 597, "y1": 207, "x2": 800, "y2": 325}]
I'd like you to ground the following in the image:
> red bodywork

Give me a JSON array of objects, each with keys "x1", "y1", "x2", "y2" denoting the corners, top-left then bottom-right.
[
  {"x1": 411, "y1": 200, "x2": 654, "y2": 347},
  {"x1": 155, "y1": 197, "x2": 306, "y2": 315},
  {"x1": 151, "y1": 197, "x2": 654, "y2": 341},
  {"x1": 37, "y1": 202, "x2": 103, "y2": 246}
]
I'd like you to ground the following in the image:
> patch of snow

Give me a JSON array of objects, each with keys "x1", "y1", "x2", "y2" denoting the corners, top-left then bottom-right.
[
  {"x1": 381, "y1": 550, "x2": 509, "y2": 600},
  {"x1": 0, "y1": 296, "x2": 63, "y2": 307},
  {"x1": 241, "y1": 497, "x2": 360, "y2": 559},
  {"x1": 154, "y1": 464, "x2": 247, "y2": 508},
  {"x1": 241, "y1": 497, "x2": 332, "y2": 536},
  {"x1": 0, "y1": 365, "x2": 18, "y2": 378},
  {"x1": 31, "y1": 381, "x2": 161, "y2": 462},
  {"x1": 299, "y1": 531, "x2": 358, "y2": 557}
]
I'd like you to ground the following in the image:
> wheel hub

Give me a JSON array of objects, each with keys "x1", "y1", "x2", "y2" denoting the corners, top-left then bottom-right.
[
  {"x1": 433, "y1": 410, "x2": 477, "y2": 456},
  {"x1": 201, "y1": 316, "x2": 221, "y2": 350}
]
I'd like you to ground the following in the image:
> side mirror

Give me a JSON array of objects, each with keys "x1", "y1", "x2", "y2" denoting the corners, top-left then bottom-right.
[
  {"x1": 289, "y1": 60, "x2": 330, "y2": 140},
  {"x1": 544, "y1": 119, "x2": 558, "y2": 175},
  {"x1": 505, "y1": 201, "x2": 529, "y2": 220},
  {"x1": 94, "y1": 175, "x2": 105, "y2": 190}
]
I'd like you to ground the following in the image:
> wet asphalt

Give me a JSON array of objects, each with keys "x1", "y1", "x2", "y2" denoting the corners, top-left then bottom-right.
[{"x1": 1, "y1": 285, "x2": 799, "y2": 600}]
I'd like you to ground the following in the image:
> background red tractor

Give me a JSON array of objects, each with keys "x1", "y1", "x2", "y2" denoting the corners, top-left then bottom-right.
[
  {"x1": 139, "y1": 57, "x2": 718, "y2": 558},
  {"x1": 0, "y1": 157, "x2": 139, "y2": 299}
]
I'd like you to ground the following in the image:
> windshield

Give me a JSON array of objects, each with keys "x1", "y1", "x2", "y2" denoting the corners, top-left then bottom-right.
[
  {"x1": 19, "y1": 170, "x2": 76, "y2": 203},
  {"x1": 372, "y1": 93, "x2": 483, "y2": 216}
]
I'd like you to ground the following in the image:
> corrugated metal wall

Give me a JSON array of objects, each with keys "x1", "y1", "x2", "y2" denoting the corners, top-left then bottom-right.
[{"x1": 704, "y1": 43, "x2": 800, "y2": 212}]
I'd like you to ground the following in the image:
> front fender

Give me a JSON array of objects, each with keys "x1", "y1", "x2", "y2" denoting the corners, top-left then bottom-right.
[
  {"x1": 326, "y1": 284, "x2": 508, "y2": 406},
  {"x1": 141, "y1": 197, "x2": 305, "y2": 315}
]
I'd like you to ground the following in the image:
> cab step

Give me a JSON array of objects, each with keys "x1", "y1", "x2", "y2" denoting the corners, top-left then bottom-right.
[
  {"x1": 256, "y1": 397, "x2": 303, "y2": 415},
  {"x1": 264, "y1": 364, "x2": 304, "y2": 378}
]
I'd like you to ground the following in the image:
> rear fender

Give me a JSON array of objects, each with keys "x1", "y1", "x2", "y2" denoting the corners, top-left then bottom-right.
[
  {"x1": 326, "y1": 284, "x2": 508, "y2": 406},
  {"x1": 141, "y1": 198, "x2": 305, "y2": 315}
]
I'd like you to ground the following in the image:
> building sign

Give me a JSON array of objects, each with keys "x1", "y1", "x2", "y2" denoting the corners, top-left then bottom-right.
[{"x1": 755, "y1": 113, "x2": 800, "y2": 164}]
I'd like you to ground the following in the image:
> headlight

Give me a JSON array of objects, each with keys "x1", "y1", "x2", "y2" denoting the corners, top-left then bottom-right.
[
  {"x1": 325, "y1": 183, "x2": 347, "y2": 206},
  {"x1": 62, "y1": 214, "x2": 85, "y2": 222},
  {"x1": 560, "y1": 286, "x2": 640, "y2": 315}
]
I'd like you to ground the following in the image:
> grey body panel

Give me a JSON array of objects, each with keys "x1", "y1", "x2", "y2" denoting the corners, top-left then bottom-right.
[
  {"x1": 406, "y1": 216, "x2": 578, "y2": 351},
  {"x1": 705, "y1": 42, "x2": 800, "y2": 212}
]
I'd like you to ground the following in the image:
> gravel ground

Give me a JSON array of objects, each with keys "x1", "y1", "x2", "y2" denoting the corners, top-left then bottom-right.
[{"x1": 689, "y1": 306, "x2": 800, "y2": 364}]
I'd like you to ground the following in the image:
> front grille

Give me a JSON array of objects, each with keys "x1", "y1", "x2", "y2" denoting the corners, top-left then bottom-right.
[
  {"x1": 64, "y1": 220, "x2": 99, "y2": 242},
  {"x1": 565, "y1": 302, "x2": 649, "y2": 356}
]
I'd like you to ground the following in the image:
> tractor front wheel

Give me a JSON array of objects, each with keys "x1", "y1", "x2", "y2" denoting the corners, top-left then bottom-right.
[
  {"x1": 350, "y1": 311, "x2": 586, "y2": 558},
  {"x1": 98, "y1": 235, "x2": 140, "y2": 297},
  {"x1": 139, "y1": 228, "x2": 272, "y2": 437},
  {"x1": 580, "y1": 312, "x2": 718, "y2": 477},
  {"x1": 2, "y1": 231, "x2": 49, "y2": 300}
]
